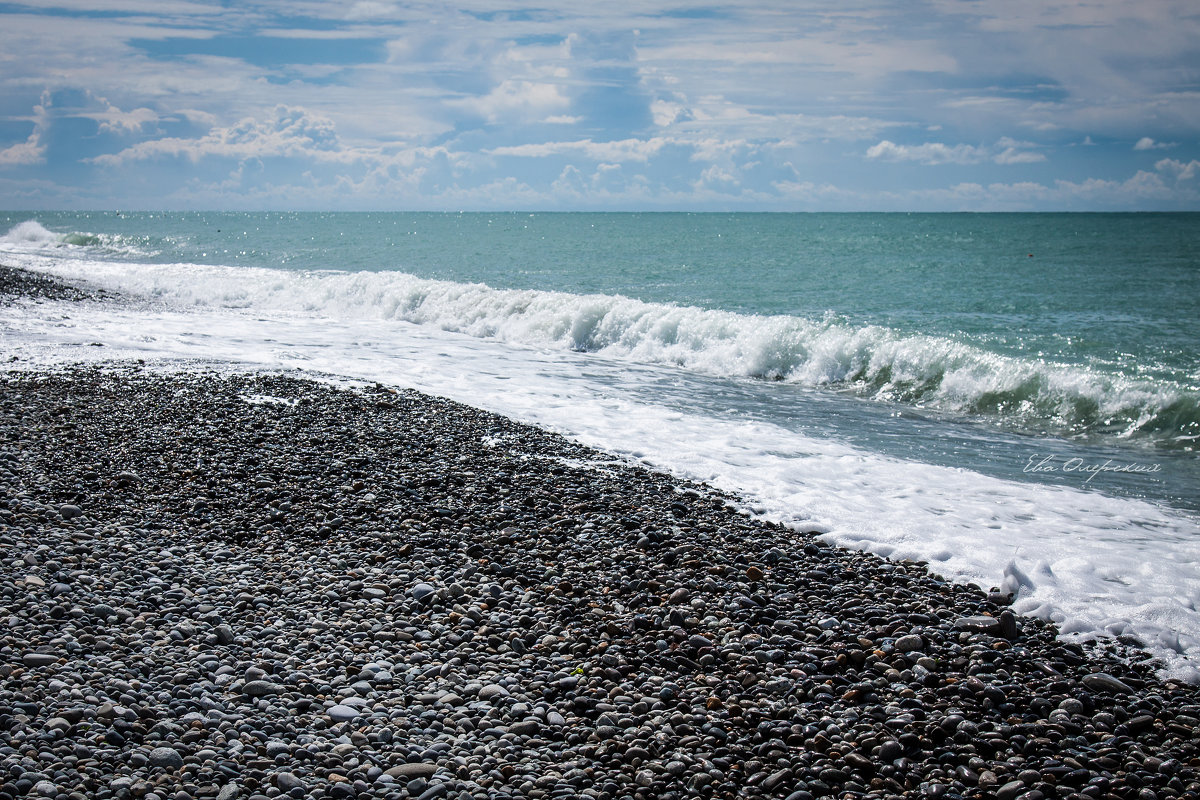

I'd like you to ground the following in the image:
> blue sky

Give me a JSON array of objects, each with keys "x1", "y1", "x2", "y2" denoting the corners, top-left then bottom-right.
[{"x1": 1, "y1": 0, "x2": 1198, "y2": 210}]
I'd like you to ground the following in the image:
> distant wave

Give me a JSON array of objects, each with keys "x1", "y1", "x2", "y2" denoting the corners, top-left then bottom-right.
[
  {"x1": 5, "y1": 220, "x2": 1198, "y2": 447},
  {"x1": 1, "y1": 220, "x2": 60, "y2": 245},
  {"x1": 0, "y1": 219, "x2": 156, "y2": 258}
]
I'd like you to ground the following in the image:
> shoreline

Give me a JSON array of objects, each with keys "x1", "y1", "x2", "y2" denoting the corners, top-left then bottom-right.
[
  {"x1": 2, "y1": 364, "x2": 1198, "y2": 800},
  {"x1": 0, "y1": 263, "x2": 118, "y2": 306}
]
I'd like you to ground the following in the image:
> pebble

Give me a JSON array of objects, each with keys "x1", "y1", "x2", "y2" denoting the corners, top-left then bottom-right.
[
  {"x1": 147, "y1": 746, "x2": 184, "y2": 769},
  {"x1": 275, "y1": 772, "x2": 305, "y2": 792},
  {"x1": 214, "y1": 623, "x2": 236, "y2": 644},
  {"x1": 0, "y1": 367, "x2": 1195, "y2": 800},
  {"x1": 327, "y1": 704, "x2": 361, "y2": 722},
  {"x1": 1081, "y1": 671, "x2": 1135, "y2": 694},
  {"x1": 996, "y1": 780, "x2": 1026, "y2": 800},
  {"x1": 21, "y1": 653, "x2": 59, "y2": 667},
  {"x1": 478, "y1": 683, "x2": 510, "y2": 700},
  {"x1": 385, "y1": 764, "x2": 439, "y2": 779},
  {"x1": 955, "y1": 615, "x2": 1002, "y2": 634},
  {"x1": 242, "y1": 679, "x2": 285, "y2": 697}
]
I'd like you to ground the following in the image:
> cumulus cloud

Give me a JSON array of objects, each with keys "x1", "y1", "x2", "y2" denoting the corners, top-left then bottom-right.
[
  {"x1": 0, "y1": 133, "x2": 47, "y2": 168},
  {"x1": 95, "y1": 104, "x2": 159, "y2": 136},
  {"x1": 1134, "y1": 137, "x2": 1176, "y2": 151},
  {"x1": 993, "y1": 148, "x2": 1046, "y2": 165},
  {"x1": 1156, "y1": 158, "x2": 1200, "y2": 181},
  {"x1": 993, "y1": 138, "x2": 1047, "y2": 164},
  {"x1": 650, "y1": 98, "x2": 689, "y2": 127},
  {"x1": 452, "y1": 80, "x2": 570, "y2": 123},
  {"x1": 695, "y1": 164, "x2": 738, "y2": 187},
  {"x1": 866, "y1": 140, "x2": 987, "y2": 165},
  {"x1": 89, "y1": 105, "x2": 346, "y2": 166},
  {"x1": 0, "y1": 94, "x2": 50, "y2": 169},
  {"x1": 867, "y1": 138, "x2": 1046, "y2": 166}
]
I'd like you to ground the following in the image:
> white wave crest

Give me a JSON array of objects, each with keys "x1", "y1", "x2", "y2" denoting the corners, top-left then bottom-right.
[
  {"x1": 1, "y1": 219, "x2": 157, "y2": 258},
  {"x1": 14, "y1": 258, "x2": 1198, "y2": 440},
  {"x1": 1, "y1": 220, "x2": 64, "y2": 247}
]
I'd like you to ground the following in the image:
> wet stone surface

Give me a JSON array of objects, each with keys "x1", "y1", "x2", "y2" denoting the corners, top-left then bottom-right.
[
  {"x1": 0, "y1": 366, "x2": 1198, "y2": 800},
  {"x1": 0, "y1": 264, "x2": 117, "y2": 306}
]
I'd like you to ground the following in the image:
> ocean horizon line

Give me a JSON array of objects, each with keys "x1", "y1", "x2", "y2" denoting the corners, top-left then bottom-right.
[{"x1": 4, "y1": 208, "x2": 1200, "y2": 216}]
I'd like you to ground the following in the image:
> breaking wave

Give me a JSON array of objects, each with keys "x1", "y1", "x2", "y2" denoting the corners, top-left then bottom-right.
[
  {"x1": 11, "y1": 251, "x2": 1196, "y2": 447},
  {"x1": 0, "y1": 220, "x2": 157, "y2": 258}
]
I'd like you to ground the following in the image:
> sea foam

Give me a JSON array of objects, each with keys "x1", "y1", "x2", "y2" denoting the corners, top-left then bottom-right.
[
  {"x1": 0, "y1": 220, "x2": 156, "y2": 258},
  {"x1": 5, "y1": 247, "x2": 1194, "y2": 447},
  {"x1": 1, "y1": 220, "x2": 62, "y2": 246}
]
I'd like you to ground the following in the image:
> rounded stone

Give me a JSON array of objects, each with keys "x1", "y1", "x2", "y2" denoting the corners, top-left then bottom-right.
[
  {"x1": 327, "y1": 704, "x2": 361, "y2": 722},
  {"x1": 22, "y1": 653, "x2": 59, "y2": 667},
  {"x1": 243, "y1": 680, "x2": 285, "y2": 697},
  {"x1": 148, "y1": 747, "x2": 185, "y2": 770},
  {"x1": 275, "y1": 772, "x2": 305, "y2": 793},
  {"x1": 385, "y1": 764, "x2": 439, "y2": 780},
  {"x1": 478, "y1": 684, "x2": 510, "y2": 701}
]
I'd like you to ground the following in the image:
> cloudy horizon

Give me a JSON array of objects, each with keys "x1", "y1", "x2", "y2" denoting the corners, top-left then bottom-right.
[{"x1": 1, "y1": 1, "x2": 1198, "y2": 211}]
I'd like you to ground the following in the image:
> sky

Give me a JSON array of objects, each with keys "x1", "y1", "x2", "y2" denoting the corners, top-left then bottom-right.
[{"x1": 1, "y1": 0, "x2": 1198, "y2": 211}]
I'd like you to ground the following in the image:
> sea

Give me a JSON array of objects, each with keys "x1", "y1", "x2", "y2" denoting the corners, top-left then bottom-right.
[{"x1": 2, "y1": 211, "x2": 1198, "y2": 678}]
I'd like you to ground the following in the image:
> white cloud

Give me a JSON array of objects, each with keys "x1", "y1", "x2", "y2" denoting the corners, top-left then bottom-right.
[
  {"x1": 486, "y1": 137, "x2": 670, "y2": 163},
  {"x1": 860, "y1": 169, "x2": 1188, "y2": 211},
  {"x1": 696, "y1": 164, "x2": 738, "y2": 187},
  {"x1": 0, "y1": 132, "x2": 46, "y2": 168},
  {"x1": 867, "y1": 138, "x2": 1046, "y2": 166},
  {"x1": 89, "y1": 105, "x2": 348, "y2": 166},
  {"x1": 93, "y1": 102, "x2": 159, "y2": 136},
  {"x1": 0, "y1": 90, "x2": 161, "y2": 170},
  {"x1": 650, "y1": 98, "x2": 688, "y2": 127},
  {"x1": 1156, "y1": 158, "x2": 1200, "y2": 181},
  {"x1": 1134, "y1": 136, "x2": 1177, "y2": 150},
  {"x1": 994, "y1": 147, "x2": 1047, "y2": 165},
  {"x1": 866, "y1": 140, "x2": 987, "y2": 165},
  {"x1": 0, "y1": 93, "x2": 49, "y2": 168},
  {"x1": 451, "y1": 80, "x2": 570, "y2": 123},
  {"x1": 346, "y1": 1, "x2": 403, "y2": 21},
  {"x1": 653, "y1": 92, "x2": 891, "y2": 144}
]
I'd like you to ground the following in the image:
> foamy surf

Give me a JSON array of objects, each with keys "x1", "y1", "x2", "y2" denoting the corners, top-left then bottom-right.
[
  {"x1": 1, "y1": 219, "x2": 158, "y2": 259},
  {"x1": 3, "y1": 242, "x2": 1195, "y2": 449}
]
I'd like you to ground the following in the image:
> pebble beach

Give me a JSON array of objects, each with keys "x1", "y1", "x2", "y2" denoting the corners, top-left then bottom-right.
[{"x1": 2, "y1": 265, "x2": 1200, "y2": 800}]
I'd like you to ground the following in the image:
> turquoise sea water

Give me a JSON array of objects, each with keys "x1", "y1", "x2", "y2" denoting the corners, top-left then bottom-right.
[{"x1": 8, "y1": 210, "x2": 1199, "y2": 439}]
